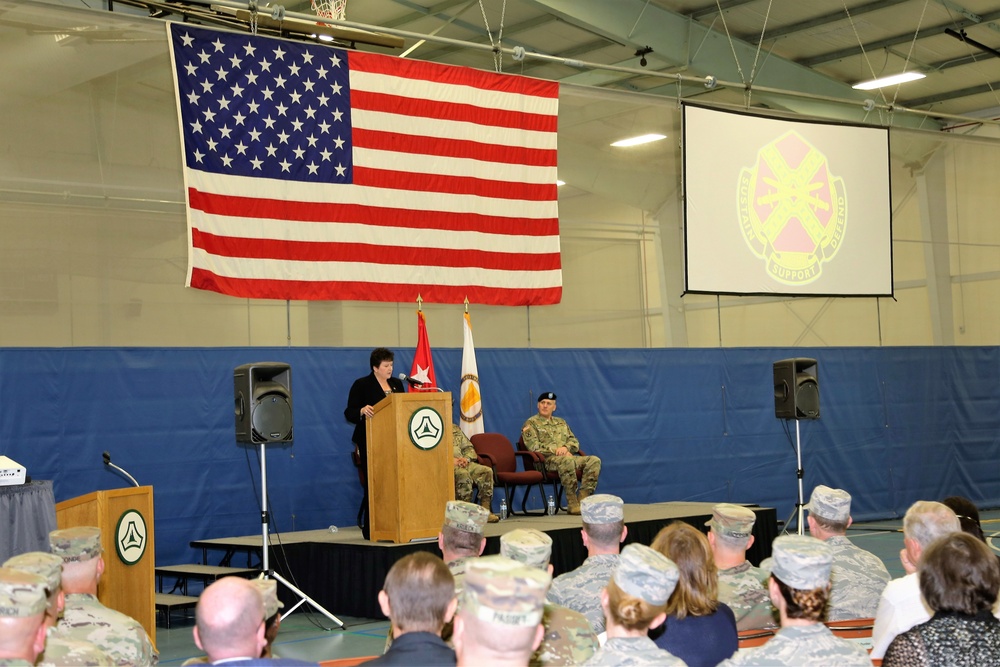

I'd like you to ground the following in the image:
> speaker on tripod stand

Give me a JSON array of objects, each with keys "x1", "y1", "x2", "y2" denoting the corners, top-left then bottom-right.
[
  {"x1": 233, "y1": 362, "x2": 343, "y2": 628},
  {"x1": 235, "y1": 362, "x2": 293, "y2": 443},
  {"x1": 773, "y1": 358, "x2": 820, "y2": 535}
]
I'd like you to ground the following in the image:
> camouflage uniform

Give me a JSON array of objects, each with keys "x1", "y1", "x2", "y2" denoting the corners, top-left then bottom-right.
[
  {"x1": 38, "y1": 635, "x2": 115, "y2": 667},
  {"x1": 521, "y1": 411, "x2": 601, "y2": 506},
  {"x1": 728, "y1": 535, "x2": 872, "y2": 666},
  {"x1": 500, "y1": 529, "x2": 600, "y2": 666},
  {"x1": 0, "y1": 566, "x2": 49, "y2": 666},
  {"x1": 3, "y1": 551, "x2": 114, "y2": 667},
  {"x1": 583, "y1": 637, "x2": 687, "y2": 666},
  {"x1": 583, "y1": 544, "x2": 684, "y2": 666},
  {"x1": 718, "y1": 623, "x2": 873, "y2": 665},
  {"x1": 548, "y1": 554, "x2": 619, "y2": 634},
  {"x1": 801, "y1": 485, "x2": 889, "y2": 620},
  {"x1": 49, "y1": 527, "x2": 158, "y2": 667},
  {"x1": 824, "y1": 535, "x2": 890, "y2": 620},
  {"x1": 452, "y1": 424, "x2": 495, "y2": 513},
  {"x1": 717, "y1": 561, "x2": 777, "y2": 630},
  {"x1": 55, "y1": 594, "x2": 157, "y2": 666},
  {"x1": 458, "y1": 556, "x2": 551, "y2": 664}
]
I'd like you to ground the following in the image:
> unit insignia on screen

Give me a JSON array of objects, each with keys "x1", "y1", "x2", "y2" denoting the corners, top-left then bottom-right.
[{"x1": 737, "y1": 131, "x2": 847, "y2": 286}]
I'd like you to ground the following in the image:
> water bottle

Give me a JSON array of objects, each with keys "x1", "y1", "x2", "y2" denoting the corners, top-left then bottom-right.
[
  {"x1": 547, "y1": 494, "x2": 556, "y2": 516},
  {"x1": 499, "y1": 498, "x2": 508, "y2": 521}
]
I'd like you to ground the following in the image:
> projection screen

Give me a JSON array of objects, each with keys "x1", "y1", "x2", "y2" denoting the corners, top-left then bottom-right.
[{"x1": 683, "y1": 103, "x2": 892, "y2": 297}]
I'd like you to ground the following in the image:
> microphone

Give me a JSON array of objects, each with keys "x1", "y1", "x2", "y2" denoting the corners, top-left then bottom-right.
[
  {"x1": 397, "y1": 373, "x2": 425, "y2": 387},
  {"x1": 102, "y1": 451, "x2": 140, "y2": 488}
]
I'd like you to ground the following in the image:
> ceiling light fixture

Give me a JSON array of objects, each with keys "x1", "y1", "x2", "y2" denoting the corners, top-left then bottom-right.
[
  {"x1": 852, "y1": 71, "x2": 925, "y2": 91},
  {"x1": 611, "y1": 133, "x2": 667, "y2": 148}
]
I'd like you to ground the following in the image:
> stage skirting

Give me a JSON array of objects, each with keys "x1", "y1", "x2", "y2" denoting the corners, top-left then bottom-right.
[{"x1": 190, "y1": 502, "x2": 777, "y2": 620}]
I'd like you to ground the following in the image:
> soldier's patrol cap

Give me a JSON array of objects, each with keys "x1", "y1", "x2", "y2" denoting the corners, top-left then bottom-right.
[
  {"x1": 49, "y1": 526, "x2": 102, "y2": 563},
  {"x1": 538, "y1": 392, "x2": 557, "y2": 402},
  {"x1": 3, "y1": 552, "x2": 62, "y2": 593},
  {"x1": 765, "y1": 534, "x2": 833, "y2": 590},
  {"x1": 804, "y1": 485, "x2": 851, "y2": 523},
  {"x1": 581, "y1": 494, "x2": 624, "y2": 524},
  {"x1": 611, "y1": 543, "x2": 679, "y2": 607},
  {"x1": 444, "y1": 500, "x2": 489, "y2": 534},
  {"x1": 705, "y1": 503, "x2": 757, "y2": 539},
  {"x1": 462, "y1": 555, "x2": 550, "y2": 627},
  {"x1": 0, "y1": 567, "x2": 48, "y2": 617},
  {"x1": 500, "y1": 529, "x2": 552, "y2": 570},
  {"x1": 252, "y1": 578, "x2": 284, "y2": 619}
]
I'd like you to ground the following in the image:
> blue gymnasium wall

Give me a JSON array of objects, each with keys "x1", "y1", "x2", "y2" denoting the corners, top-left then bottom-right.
[{"x1": 3, "y1": 346, "x2": 1000, "y2": 566}]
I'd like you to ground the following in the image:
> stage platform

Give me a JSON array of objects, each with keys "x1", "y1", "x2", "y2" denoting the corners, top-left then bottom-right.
[{"x1": 190, "y1": 501, "x2": 777, "y2": 619}]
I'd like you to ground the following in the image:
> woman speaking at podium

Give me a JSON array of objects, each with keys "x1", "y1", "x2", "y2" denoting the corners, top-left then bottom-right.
[{"x1": 345, "y1": 347, "x2": 405, "y2": 540}]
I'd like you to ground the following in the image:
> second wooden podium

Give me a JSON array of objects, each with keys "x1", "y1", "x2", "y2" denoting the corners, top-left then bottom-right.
[{"x1": 367, "y1": 392, "x2": 454, "y2": 543}]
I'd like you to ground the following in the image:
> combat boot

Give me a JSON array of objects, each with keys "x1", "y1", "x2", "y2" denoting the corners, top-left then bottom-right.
[
  {"x1": 578, "y1": 488, "x2": 593, "y2": 502},
  {"x1": 480, "y1": 491, "x2": 500, "y2": 523},
  {"x1": 566, "y1": 485, "x2": 581, "y2": 515}
]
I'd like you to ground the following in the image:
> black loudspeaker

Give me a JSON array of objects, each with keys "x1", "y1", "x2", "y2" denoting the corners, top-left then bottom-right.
[
  {"x1": 773, "y1": 358, "x2": 820, "y2": 420},
  {"x1": 234, "y1": 362, "x2": 293, "y2": 443}
]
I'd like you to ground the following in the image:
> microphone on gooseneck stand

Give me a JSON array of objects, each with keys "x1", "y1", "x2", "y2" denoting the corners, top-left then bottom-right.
[
  {"x1": 397, "y1": 373, "x2": 425, "y2": 387},
  {"x1": 102, "y1": 451, "x2": 140, "y2": 488}
]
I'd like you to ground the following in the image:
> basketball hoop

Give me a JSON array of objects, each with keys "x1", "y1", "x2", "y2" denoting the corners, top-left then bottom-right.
[{"x1": 311, "y1": 0, "x2": 346, "y2": 20}]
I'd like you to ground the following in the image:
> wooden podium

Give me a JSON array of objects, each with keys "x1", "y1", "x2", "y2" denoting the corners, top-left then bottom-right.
[
  {"x1": 56, "y1": 486, "x2": 156, "y2": 644},
  {"x1": 367, "y1": 392, "x2": 454, "y2": 543}
]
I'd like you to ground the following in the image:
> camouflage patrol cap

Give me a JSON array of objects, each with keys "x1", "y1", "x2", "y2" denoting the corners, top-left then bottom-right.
[
  {"x1": 500, "y1": 529, "x2": 553, "y2": 570},
  {"x1": 49, "y1": 526, "x2": 102, "y2": 563},
  {"x1": 766, "y1": 534, "x2": 833, "y2": 590},
  {"x1": 581, "y1": 494, "x2": 624, "y2": 524},
  {"x1": 0, "y1": 567, "x2": 48, "y2": 617},
  {"x1": 805, "y1": 485, "x2": 851, "y2": 523},
  {"x1": 462, "y1": 555, "x2": 550, "y2": 627},
  {"x1": 611, "y1": 543, "x2": 679, "y2": 606},
  {"x1": 444, "y1": 500, "x2": 489, "y2": 534},
  {"x1": 705, "y1": 503, "x2": 757, "y2": 539},
  {"x1": 251, "y1": 578, "x2": 284, "y2": 619},
  {"x1": 3, "y1": 552, "x2": 62, "y2": 593},
  {"x1": 538, "y1": 392, "x2": 556, "y2": 401}
]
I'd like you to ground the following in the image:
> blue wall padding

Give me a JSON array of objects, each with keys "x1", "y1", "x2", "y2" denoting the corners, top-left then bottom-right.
[{"x1": 3, "y1": 346, "x2": 998, "y2": 565}]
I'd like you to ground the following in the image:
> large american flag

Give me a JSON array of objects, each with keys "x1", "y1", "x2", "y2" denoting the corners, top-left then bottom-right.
[{"x1": 166, "y1": 23, "x2": 561, "y2": 305}]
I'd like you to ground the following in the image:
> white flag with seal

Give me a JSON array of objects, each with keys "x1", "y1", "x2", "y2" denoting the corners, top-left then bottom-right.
[{"x1": 460, "y1": 311, "x2": 484, "y2": 438}]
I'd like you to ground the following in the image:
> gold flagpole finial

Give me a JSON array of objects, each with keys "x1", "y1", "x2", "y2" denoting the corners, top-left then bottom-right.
[
  {"x1": 416, "y1": 294, "x2": 423, "y2": 311},
  {"x1": 464, "y1": 296, "x2": 469, "y2": 313}
]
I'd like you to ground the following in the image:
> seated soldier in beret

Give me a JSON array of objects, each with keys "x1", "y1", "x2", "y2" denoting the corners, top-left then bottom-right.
[{"x1": 521, "y1": 392, "x2": 601, "y2": 515}]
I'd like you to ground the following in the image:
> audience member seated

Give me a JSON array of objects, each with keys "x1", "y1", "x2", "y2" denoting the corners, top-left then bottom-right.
[
  {"x1": 452, "y1": 423, "x2": 499, "y2": 523},
  {"x1": 719, "y1": 535, "x2": 872, "y2": 666},
  {"x1": 49, "y1": 526, "x2": 158, "y2": 666},
  {"x1": 3, "y1": 551, "x2": 112, "y2": 666},
  {"x1": 650, "y1": 521, "x2": 738, "y2": 667},
  {"x1": 870, "y1": 500, "x2": 960, "y2": 660},
  {"x1": 801, "y1": 484, "x2": 890, "y2": 620},
  {"x1": 583, "y1": 543, "x2": 686, "y2": 666},
  {"x1": 194, "y1": 576, "x2": 316, "y2": 666},
  {"x1": 452, "y1": 555, "x2": 550, "y2": 667},
  {"x1": 439, "y1": 500, "x2": 490, "y2": 593},
  {"x1": 500, "y1": 528, "x2": 599, "y2": 665},
  {"x1": 548, "y1": 494, "x2": 626, "y2": 635},
  {"x1": 883, "y1": 532, "x2": 1000, "y2": 666},
  {"x1": 706, "y1": 504, "x2": 777, "y2": 631},
  {"x1": 0, "y1": 566, "x2": 49, "y2": 666},
  {"x1": 367, "y1": 552, "x2": 457, "y2": 666},
  {"x1": 520, "y1": 392, "x2": 601, "y2": 515}
]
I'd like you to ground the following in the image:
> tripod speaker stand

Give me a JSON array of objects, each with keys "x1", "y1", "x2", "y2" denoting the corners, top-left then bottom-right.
[
  {"x1": 235, "y1": 362, "x2": 343, "y2": 628},
  {"x1": 773, "y1": 358, "x2": 820, "y2": 536},
  {"x1": 256, "y1": 441, "x2": 343, "y2": 628}
]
